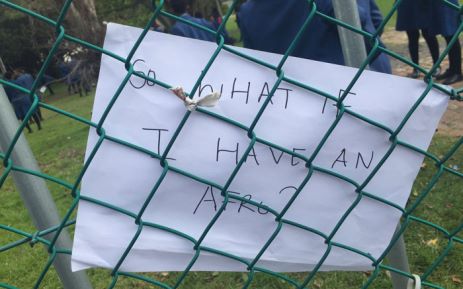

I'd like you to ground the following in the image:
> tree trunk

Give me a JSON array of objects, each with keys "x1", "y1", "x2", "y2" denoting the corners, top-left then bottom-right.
[
  {"x1": 215, "y1": 0, "x2": 223, "y2": 17},
  {"x1": 46, "y1": 0, "x2": 103, "y2": 46},
  {"x1": 66, "y1": 0, "x2": 103, "y2": 46}
]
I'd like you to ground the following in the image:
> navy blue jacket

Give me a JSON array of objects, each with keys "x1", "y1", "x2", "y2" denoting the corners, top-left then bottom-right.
[
  {"x1": 396, "y1": 0, "x2": 431, "y2": 31},
  {"x1": 15, "y1": 73, "x2": 35, "y2": 91},
  {"x1": 171, "y1": 14, "x2": 217, "y2": 42},
  {"x1": 238, "y1": 0, "x2": 392, "y2": 74},
  {"x1": 4, "y1": 74, "x2": 34, "y2": 119},
  {"x1": 396, "y1": 0, "x2": 459, "y2": 36},
  {"x1": 432, "y1": 0, "x2": 459, "y2": 36},
  {"x1": 171, "y1": 13, "x2": 234, "y2": 44}
]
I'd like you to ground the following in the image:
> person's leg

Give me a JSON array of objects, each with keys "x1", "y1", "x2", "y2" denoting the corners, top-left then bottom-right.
[
  {"x1": 31, "y1": 112, "x2": 42, "y2": 130},
  {"x1": 406, "y1": 30, "x2": 420, "y2": 64},
  {"x1": 421, "y1": 29, "x2": 440, "y2": 72},
  {"x1": 77, "y1": 81, "x2": 83, "y2": 97},
  {"x1": 47, "y1": 84, "x2": 55, "y2": 95},
  {"x1": 442, "y1": 36, "x2": 462, "y2": 84},
  {"x1": 71, "y1": 83, "x2": 77, "y2": 94},
  {"x1": 36, "y1": 106, "x2": 44, "y2": 121},
  {"x1": 406, "y1": 30, "x2": 420, "y2": 78},
  {"x1": 421, "y1": 29, "x2": 441, "y2": 76},
  {"x1": 83, "y1": 80, "x2": 91, "y2": 96},
  {"x1": 445, "y1": 36, "x2": 462, "y2": 74},
  {"x1": 67, "y1": 80, "x2": 72, "y2": 94},
  {"x1": 21, "y1": 119, "x2": 32, "y2": 133}
]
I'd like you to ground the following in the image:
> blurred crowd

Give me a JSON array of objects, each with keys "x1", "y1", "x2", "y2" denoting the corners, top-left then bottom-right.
[
  {"x1": 2, "y1": 57, "x2": 93, "y2": 133},
  {"x1": 163, "y1": 0, "x2": 462, "y2": 83},
  {"x1": 3, "y1": 69, "x2": 43, "y2": 133},
  {"x1": 2, "y1": 0, "x2": 462, "y2": 134},
  {"x1": 396, "y1": 0, "x2": 461, "y2": 84}
]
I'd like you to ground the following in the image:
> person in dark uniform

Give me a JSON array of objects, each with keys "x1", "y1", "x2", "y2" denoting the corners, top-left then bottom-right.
[
  {"x1": 433, "y1": 0, "x2": 462, "y2": 85},
  {"x1": 167, "y1": 0, "x2": 233, "y2": 44},
  {"x1": 210, "y1": 8, "x2": 222, "y2": 29},
  {"x1": 3, "y1": 71, "x2": 42, "y2": 133},
  {"x1": 58, "y1": 60, "x2": 74, "y2": 95},
  {"x1": 38, "y1": 74, "x2": 55, "y2": 95},
  {"x1": 168, "y1": 0, "x2": 218, "y2": 42},
  {"x1": 396, "y1": 0, "x2": 440, "y2": 78},
  {"x1": 238, "y1": 0, "x2": 391, "y2": 74}
]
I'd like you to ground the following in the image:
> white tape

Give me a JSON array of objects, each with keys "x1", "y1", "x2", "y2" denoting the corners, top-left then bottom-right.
[
  {"x1": 407, "y1": 274, "x2": 421, "y2": 289},
  {"x1": 171, "y1": 86, "x2": 221, "y2": 111}
]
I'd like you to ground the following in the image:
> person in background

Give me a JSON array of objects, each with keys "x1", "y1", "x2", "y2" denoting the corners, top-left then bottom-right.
[
  {"x1": 38, "y1": 73, "x2": 55, "y2": 95},
  {"x1": 67, "y1": 59, "x2": 83, "y2": 95},
  {"x1": 3, "y1": 70, "x2": 42, "y2": 133},
  {"x1": 152, "y1": 19, "x2": 167, "y2": 32},
  {"x1": 433, "y1": 0, "x2": 462, "y2": 85},
  {"x1": 396, "y1": 0, "x2": 440, "y2": 79},
  {"x1": 238, "y1": 0, "x2": 391, "y2": 74},
  {"x1": 167, "y1": 0, "x2": 234, "y2": 44},
  {"x1": 210, "y1": 7, "x2": 236, "y2": 44},
  {"x1": 15, "y1": 69, "x2": 45, "y2": 123},
  {"x1": 71, "y1": 59, "x2": 91, "y2": 97},
  {"x1": 58, "y1": 60, "x2": 74, "y2": 95},
  {"x1": 168, "y1": 0, "x2": 217, "y2": 42},
  {"x1": 210, "y1": 8, "x2": 222, "y2": 29}
]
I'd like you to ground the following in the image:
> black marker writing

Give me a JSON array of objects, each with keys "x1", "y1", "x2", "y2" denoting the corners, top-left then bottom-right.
[
  {"x1": 142, "y1": 128, "x2": 176, "y2": 160},
  {"x1": 331, "y1": 149, "x2": 375, "y2": 169},
  {"x1": 216, "y1": 138, "x2": 239, "y2": 165},
  {"x1": 356, "y1": 151, "x2": 374, "y2": 169},
  {"x1": 269, "y1": 147, "x2": 284, "y2": 164},
  {"x1": 129, "y1": 58, "x2": 156, "y2": 89},
  {"x1": 332, "y1": 148, "x2": 347, "y2": 168},
  {"x1": 291, "y1": 148, "x2": 306, "y2": 166},
  {"x1": 193, "y1": 186, "x2": 273, "y2": 215},
  {"x1": 322, "y1": 89, "x2": 355, "y2": 115},
  {"x1": 231, "y1": 77, "x2": 251, "y2": 104}
]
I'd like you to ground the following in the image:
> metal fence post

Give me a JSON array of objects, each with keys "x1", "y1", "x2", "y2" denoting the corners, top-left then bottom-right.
[
  {"x1": 332, "y1": 0, "x2": 369, "y2": 68},
  {"x1": 331, "y1": 2, "x2": 411, "y2": 289},
  {"x1": 0, "y1": 84, "x2": 93, "y2": 289},
  {"x1": 388, "y1": 226, "x2": 413, "y2": 289}
]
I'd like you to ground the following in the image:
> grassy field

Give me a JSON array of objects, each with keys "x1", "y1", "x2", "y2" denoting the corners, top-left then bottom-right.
[
  {"x1": 376, "y1": 0, "x2": 396, "y2": 27},
  {"x1": 0, "y1": 76, "x2": 461, "y2": 289}
]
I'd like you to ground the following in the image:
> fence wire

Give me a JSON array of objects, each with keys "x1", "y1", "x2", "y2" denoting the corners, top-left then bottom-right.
[{"x1": 0, "y1": 0, "x2": 462, "y2": 288}]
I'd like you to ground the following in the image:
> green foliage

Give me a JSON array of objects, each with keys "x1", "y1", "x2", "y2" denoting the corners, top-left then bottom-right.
[
  {"x1": 0, "y1": 9, "x2": 53, "y2": 72},
  {"x1": 95, "y1": 0, "x2": 153, "y2": 28},
  {"x1": 375, "y1": 0, "x2": 396, "y2": 27}
]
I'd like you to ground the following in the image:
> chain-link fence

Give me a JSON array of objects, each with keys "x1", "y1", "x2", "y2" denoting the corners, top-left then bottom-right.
[{"x1": 0, "y1": 0, "x2": 462, "y2": 288}]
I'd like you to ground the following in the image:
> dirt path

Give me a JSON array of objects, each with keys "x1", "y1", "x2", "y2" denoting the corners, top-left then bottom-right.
[{"x1": 382, "y1": 28, "x2": 462, "y2": 137}]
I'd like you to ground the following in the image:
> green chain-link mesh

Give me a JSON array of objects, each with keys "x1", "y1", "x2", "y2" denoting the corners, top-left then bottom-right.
[{"x1": 0, "y1": 0, "x2": 462, "y2": 288}]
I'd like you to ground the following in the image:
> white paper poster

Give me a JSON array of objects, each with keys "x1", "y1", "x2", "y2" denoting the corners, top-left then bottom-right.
[{"x1": 71, "y1": 23, "x2": 448, "y2": 272}]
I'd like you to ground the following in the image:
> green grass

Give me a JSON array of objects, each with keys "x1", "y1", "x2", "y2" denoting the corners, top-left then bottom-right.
[
  {"x1": 376, "y1": 0, "x2": 396, "y2": 27},
  {"x1": 0, "y1": 80, "x2": 461, "y2": 289},
  {"x1": 226, "y1": 14, "x2": 242, "y2": 47}
]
